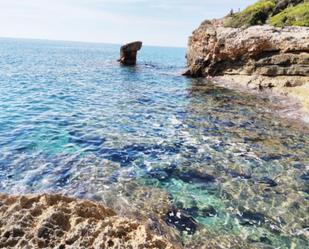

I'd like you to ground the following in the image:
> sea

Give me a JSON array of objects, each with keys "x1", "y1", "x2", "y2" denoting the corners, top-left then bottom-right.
[{"x1": 0, "y1": 38, "x2": 308, "y2": 248}]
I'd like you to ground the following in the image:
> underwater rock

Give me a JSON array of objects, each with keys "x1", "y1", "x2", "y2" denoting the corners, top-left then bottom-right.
[
  {"x1": 118, "y1": 41, "x2": 143, "y2": 66},
  {"x1": 258, "y1": 176, "x2": 278, "y2": 187},
  {"x1": 184, "y1": 205, "x2": 217, "y2": 218},
  {"x1": 146, "y1": 167, "x2": 216, "y2": 185},
  {"x1": 98, "y1": 147, "x2": 139, "y2": 166},
  {"x1": 176, "y1": 170, "x2": 216, "y2": 184},
  {"x1": 98, "y1": 143, "x2": 183, "y2": 167},
  {"x1": 260, "y1": 154, "x2": 283, "y2": 161},
  {"x1": 237, "y1": 208, "x2": 266, "y2": 226},
  {"x1": 0, "y1": 194, "x2": 177, "y2": 249},
  {"x1": 299, "y1": 173, "x2": 309, "y2": 181},
  {"x1": 182, "y1": 206, "x2": 199, "y2": 217},
  {"x1": 165, "y1": 209, "x2": 197, "y2": 235},
  {"x1": 148, "y1": 168, "x2": 170, "y2": 180},
  {"x1": 229, "y1": 170, "x2": 252, "y2": 180},
  {"x1": 201, "y1": 206, "x2": 217, "y2": 217}
]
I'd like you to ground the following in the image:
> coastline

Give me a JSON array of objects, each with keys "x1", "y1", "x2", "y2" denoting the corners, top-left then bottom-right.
[{"x1": 184, "y1": 20, "x2": 309, "y2": 128}]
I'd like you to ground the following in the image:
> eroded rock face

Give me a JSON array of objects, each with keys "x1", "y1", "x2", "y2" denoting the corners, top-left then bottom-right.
[
  {"x1": 119, "y1": 41, "x2": 143, "y2": 65},
  {"x1": 185, "y1": 22, "x2": 309, "y2": 78},
  {"x1": 0, "y1": 194, "x2": 177, "y2": 249}
]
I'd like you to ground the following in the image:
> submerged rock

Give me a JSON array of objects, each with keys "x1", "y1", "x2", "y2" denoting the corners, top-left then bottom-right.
[
  {"x1": 237, "y1": 209, "x2": 266, "y2": 226},
  {"x1": 146, "y1": 166, "x2": 216, "y2": 185},
  {"x1": 165, "y1": 209, "x2": 198, "y2": 235},
  {"x1": 118, "y1": 41, "x2": 143, "y2": 65},
  {"x1": 0, "y1": 194, "x2": 177, "y2": 249},
  {"x1": 258, "y1": 176, "x2": 278, "y2": 187},
  {"x1": 299, "y1": 173, "x2": 309, "y2": 181},
  {"x1": 176, "y1": 170, "x2": 216, "y2": 184},
  {"x1": 201, "y1": 206, "x2": 218, "y2": 217}
]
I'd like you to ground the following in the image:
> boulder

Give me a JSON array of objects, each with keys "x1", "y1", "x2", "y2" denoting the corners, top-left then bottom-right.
[{"x1": 118, "y1": 41, "x2": 143, "y2": 65}]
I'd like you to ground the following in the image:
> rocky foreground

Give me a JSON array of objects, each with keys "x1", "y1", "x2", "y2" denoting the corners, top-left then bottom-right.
[
  {"x1": 184, "y1": 21, "x2": 309, "y2": 114},
  {"x1": 0, "y1": 194, "x2": 177, "y2": 249}
]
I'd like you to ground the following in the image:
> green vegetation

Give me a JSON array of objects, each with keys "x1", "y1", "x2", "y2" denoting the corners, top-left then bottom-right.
[
  {"x1": 268, "y1": 2, "x2": 309, "y2": 26},
  {"x1": 224, "y1": 0, "x2": 309, "y2": 28},
  {"x1": 224, "y1": 0, "x2": 276, "y2": 27}
]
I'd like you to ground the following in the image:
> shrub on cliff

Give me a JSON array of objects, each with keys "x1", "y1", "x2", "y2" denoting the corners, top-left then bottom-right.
[
  {"x1": 224, "y1": 0, "x2": 276, "y2": 27},
  {"x1": 224, "y1": 0, "x2": 308, "y2": 28}
]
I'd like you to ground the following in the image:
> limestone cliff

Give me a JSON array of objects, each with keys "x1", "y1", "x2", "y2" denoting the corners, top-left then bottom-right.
[
  {"x1": 184, "y1": 21, "x2": 309, "y2": 112},
  {"x1": 186, "y1": 23, "x2": 309, "y2": 77}
]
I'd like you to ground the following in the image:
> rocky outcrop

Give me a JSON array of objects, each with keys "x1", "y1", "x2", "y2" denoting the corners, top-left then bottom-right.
[
  {"x1": 184, "y1": 21, "x2": 309, "y2": 111},
  {"x1": 118, "y1": 41, "x2": 143, "y2": 65},
  {"x1": 185, "y1": 23, "x2": 309, "y2": 77},
  {"x1": 0, "y1": 194, "x2": 177, "y2": 249}
]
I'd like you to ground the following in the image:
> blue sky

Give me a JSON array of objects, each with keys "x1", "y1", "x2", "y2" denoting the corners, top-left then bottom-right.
[{"x1": 0, "y1": 0, "x2": 255, "y2": 47}]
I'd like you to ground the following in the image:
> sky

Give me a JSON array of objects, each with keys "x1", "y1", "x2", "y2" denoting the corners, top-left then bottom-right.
[{"x1": 0, "y1": 0, "x2": 256, "y2": 47}]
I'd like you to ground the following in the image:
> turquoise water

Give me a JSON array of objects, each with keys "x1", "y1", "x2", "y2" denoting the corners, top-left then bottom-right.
[{"x1": 0, "y1": 38, "x2": 308, "y2": 248}]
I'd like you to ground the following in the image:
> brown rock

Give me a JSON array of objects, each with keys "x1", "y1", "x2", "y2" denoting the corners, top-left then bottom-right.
[
  {"x1": 185, "y1": 22, "x2": 309, "y2": 78},
  {"x1": 0, "y1": 193, "x2": 178, "y2": 249},
  {"x1": 119, "y1": 41, "x2": 143, "y2": 65}
]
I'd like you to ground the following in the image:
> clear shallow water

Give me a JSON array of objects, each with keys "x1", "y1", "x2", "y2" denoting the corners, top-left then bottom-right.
[{"x1": 0, "y1": 38, "x2": 308, "y2": 248}]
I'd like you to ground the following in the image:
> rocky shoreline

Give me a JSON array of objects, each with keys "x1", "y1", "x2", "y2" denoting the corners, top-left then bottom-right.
[
  {"x1": 184, "y1": 21, "x2": 309, "y2": 122},
  {"x1": 0, "y1": 192, "x2": 259, "y2": 249},
  {"x1": 0, "y1": 194, "x2": 177, "y2": 249}
]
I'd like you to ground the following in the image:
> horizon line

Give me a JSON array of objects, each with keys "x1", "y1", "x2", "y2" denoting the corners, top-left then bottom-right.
[{"x1": 0, "y1": 36, "x2": 187, "y2": 49}]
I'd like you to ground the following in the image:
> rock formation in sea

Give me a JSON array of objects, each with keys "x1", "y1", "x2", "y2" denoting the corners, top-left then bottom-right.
[
  {"x1": 184, "y1": 0, "x2": 309, "y2": 113},
  {"x1": 118, "y1": 41, "x2": 143, "y2": 65},
  {"x1": 0, "y1": 194, "x2": 177, "y2": 249}
]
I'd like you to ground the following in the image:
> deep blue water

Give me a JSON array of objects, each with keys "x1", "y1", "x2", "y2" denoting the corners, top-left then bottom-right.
[{"x1": 0, "y1": 38, "x2": 308, "y2": 248}]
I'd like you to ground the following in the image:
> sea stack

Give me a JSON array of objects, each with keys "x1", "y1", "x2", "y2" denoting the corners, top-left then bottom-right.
[{"x1": 119, "y1": 41, "x2": 143, "y2": 66}]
